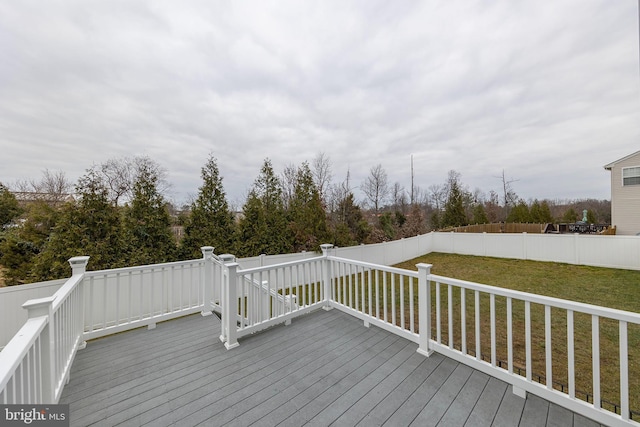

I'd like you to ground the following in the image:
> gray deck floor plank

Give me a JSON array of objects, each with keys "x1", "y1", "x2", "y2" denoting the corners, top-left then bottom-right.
[
  {"x1": 139, "y1": 311, "x2": 384, "y2": 427},
  {"x1": 189, "y1": 331, "x2": 401, "y2": 427},
  {"x1": 464, "y1": 377, "x2": 508, "y2": 427},
  {"x1": 409, "y1": 363, "x2": 475, "y2": 426},
  {"x1": 574, "y1": 413, "x2": 604, "y2": 427},
  {"x1": 113, "y1": 312, "x2": 369, "y2": 426},
  {"x1": 280, "y1": 338, "x2": 414, "y2": 427},
  {"x1": 212, "y1": 334, "x2": 405, "y2": 426},
  {"x1": 546, "y1": 402, "x2": 574, "y2": 427},
  {"x1": 520, "y1": 393, "x2": 550, "y2": 427},
  {"x1": 381, "y1": 357, "x2": 459, "y2": 426},
  {"x1": 354, "y1": 353, "x2": 447, "y2": 427},
  {"x1": 58, "y1": 308, "x2": 611, "y2": 427},
  {"x1": 311, "y1": 346, "x2": 426, "y2": 427},
  {"x1": 69, "y1": 310, "x2": 354, "y2": 425},
  {"x1": 492, "y1": 387, "x2": 526, "y2": 427},
  {"x1": 432, "y1": 369, "x2": 491, "y2": 427}
]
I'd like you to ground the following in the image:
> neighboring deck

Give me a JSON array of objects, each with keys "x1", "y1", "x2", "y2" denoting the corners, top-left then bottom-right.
[{"x1": 60, "y1": 309, "x2": 604, "y2": 427}]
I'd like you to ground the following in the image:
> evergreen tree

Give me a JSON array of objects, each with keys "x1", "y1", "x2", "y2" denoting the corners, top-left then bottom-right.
[
  {"x1": 378, "y1": 212, "x2": 396, "y2": 240},
  {"x1": 0, "y1": 183, "x2": 22, "y2": 227},
  {"x1": 123, "y1": 160, "x2": 177, "y2": 265},
  {"x1": 32, "y1": 170, "x2": 124, "y2": 280},
  {"x1": 586, "y1": 209, "x2": 597, "y2": 224},
  {"x1": 288, "y1": 162, "x2": 329, "y2": 251},
  {"x1": 252, "y1": 159, "x2": 291, "y2": 255},
  {"x1": 472, "y1": 203, "x2": 489, "y2": 224},
  {"x1": 332, "y1": 192, "x2": 369, "y2": 246},
  {"x1": 529, "y1": 199, "x2": 553, "y2": 223},
  {"x1": 0, "y1": 232, "x2": 41, "y2": 285},
  {"x1": 235, "y1": 191, "x2": 268, "y2": 257},
  {"x1": 506, "y1": 199, "x2": 532, "y2": 223},
  {"x1": 562, "y1": 208, "x2": 578, "y2": 223},
  {"x1": 1, "y1": 201, "x2": 59, "y2": 284},
  {"x1": 181, "y1": 155, "x2": 235, "y2": 258},
  {"x1": 530, "y1": 200, "x2": 543, "y2": 223},
  {"x1": 539, "y1": 201, "x2": 554, "y2": 223},
  {"x1": 430, "y1": 210, "x2": 442, "y2": 230},
  {"x1": 442, "y1": 179, "x2": 468, "y2": 228}
]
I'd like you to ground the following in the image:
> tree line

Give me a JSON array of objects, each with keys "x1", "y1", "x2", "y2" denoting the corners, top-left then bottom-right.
[{"x1": 0, "y1": 154, "x2": 609, "y2": 285}]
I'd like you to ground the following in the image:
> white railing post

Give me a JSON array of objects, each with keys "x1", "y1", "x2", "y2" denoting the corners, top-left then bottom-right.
[
  {"x1": 23, "y1": 296, "x2": 56, "y2": 403},
  {"x1": 321, "y1": 244, "x2": 334, "y2": 311},
  {"x1": 224, "y1": 261, "x2": 240, "y2": 350},
  {"x1": 261, "y1": 281, "x2": 270, "y2": 322},
  {"x1": 68, "y1": 256, "x2": 89, "y2": 350},
  {"x1": 218, "y1": 254, "x2": 234, "y2": 344},
  {"x1": 201, "y1": 246, "x2": 215, "y2": 316},
  {"x1": 417, "y1": 263, "x2": 433, "y2": 357}
]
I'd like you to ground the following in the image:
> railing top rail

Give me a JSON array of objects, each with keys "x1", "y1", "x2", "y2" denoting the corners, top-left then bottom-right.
[
  {"x1": 84, "y1": 258, "x2": 205, "y2": 277},
  {"x1": 430, "y1": 273, "x2": 640, "y2": 324},
  {"x1": 0, "y1": 316, "x2": 48, "y2": 391},
  {"x1": 50, "y1": 273, "x2": 84, "y2": 312},
  {"x1": 237, "y1": 255, "x2": 325, "y2": 275},
  {"x1": 328, "y1": 256, "x2": 420, "y2": 278}
]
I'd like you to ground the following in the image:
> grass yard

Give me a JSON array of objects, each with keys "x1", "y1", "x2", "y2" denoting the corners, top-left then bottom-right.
[{"x1": 393, "y1": 253, "x2": 640, "y2": 418}]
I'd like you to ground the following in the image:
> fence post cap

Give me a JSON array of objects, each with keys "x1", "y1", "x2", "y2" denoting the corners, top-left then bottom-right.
[
  {"x1": 416, "y1": 263, "x2": 433, "y2": 271},
  {"x1": 201, "y1": 246, "x2": 215, "y2": 259},
  {"x1": 219, "y1": 254, "x2": 236, "y2": 263},
  {"x1": 68, "y1": 256, "x2": 90, "y2": 275},
  {"x1": 320, "y1": 244, "x2": 333, "y2": 256},
  {"x1": 23, "y1": 296, "x2": 56, "y2": 318}
]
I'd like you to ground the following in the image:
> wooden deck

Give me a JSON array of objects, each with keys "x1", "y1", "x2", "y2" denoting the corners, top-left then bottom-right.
[{"x1": 60, "y1": 309, "x2": 604, "y2": 427}]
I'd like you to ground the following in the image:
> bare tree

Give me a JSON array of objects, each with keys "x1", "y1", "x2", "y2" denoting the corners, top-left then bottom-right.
[
  {"x1": 280, "y1": 163, "x2": 297, "y2": 209},
  {"x1": 497, "y1": 169, "x2": 519, "y2": 219},
  {"x1": 361, "y1": 164, "x2": 390, "y2": 214},
  {"x1": 13, "y1": 169, "x2": 72, "y2": 205},
  {"x1": 91, "y1": 156, "x2": 169, "y2": 205},
  {"x1": 312, "y1": 152, "x2": 333, "y2": 206},
  {"x1": 98, "y1": 157, "x2": 134, "y2": 206},
  {"x1": 391, "y1": 182, "x2": 407, "y2": 213},
  {"x1": 132, "y1": 156, "x2": 170, "y2": 195},
  {"x1": 484, "y1": 190, "x2": 502, "y2": 223},
  {"x1": 427, "y1": 184, "x2": 446, "y2": 211},
  {"x1": 328, "y1": 168, "x2": 354, "y2": 213},
  {"x1": 413, "y1": 185, "x2": 428, "y2": 206}
]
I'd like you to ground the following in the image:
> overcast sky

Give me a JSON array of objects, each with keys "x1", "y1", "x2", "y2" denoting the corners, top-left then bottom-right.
[{"x1": 1, "y1": 1, "x2": 638, "y2": 207}]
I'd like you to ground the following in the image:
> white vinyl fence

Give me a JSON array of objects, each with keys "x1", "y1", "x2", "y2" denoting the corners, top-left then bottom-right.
[
  {"x1": 429, "y1": 232, "x2": 640, "y2": 270},
  {"x1": 0, "y1": 279, "x2": 66, "y2": 352}
]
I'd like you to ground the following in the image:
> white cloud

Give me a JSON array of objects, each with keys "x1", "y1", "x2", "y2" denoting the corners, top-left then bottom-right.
[{"x1": 0, "y1": 0, "x2": 637, "y2": 206}]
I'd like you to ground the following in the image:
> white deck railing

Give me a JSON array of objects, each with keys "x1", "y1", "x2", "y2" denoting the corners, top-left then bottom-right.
[
  {"x1": 1, "y1": 243, "x2": 638, "y2": 426},
  {"x1": 219, "y1": 250, "x2": 328, "y2": 350},
  {"x1": 418, "y1": 267, "x2": 640, "y2": 427},
  {"x1": 327, "y1": 256, "x2": 420, "y2": 344},
  {"x1": 0, "y1": 256, "x2": 89, "y2": 404},
  {"x1": 0, "y1": 247, "x2": 220, "y2": 404},
  {"x1": 218, "y1": 246, "x2": 639, "y2": 427}
]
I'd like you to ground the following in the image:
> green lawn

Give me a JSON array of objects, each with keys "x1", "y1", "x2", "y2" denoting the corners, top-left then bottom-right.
[{"x1": 394, "y1": 252, "x2": 640, "y2": 417}]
